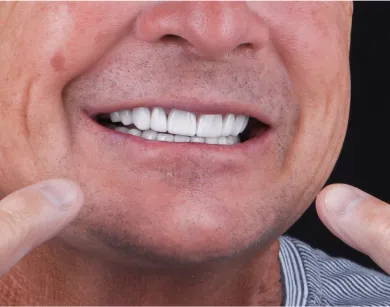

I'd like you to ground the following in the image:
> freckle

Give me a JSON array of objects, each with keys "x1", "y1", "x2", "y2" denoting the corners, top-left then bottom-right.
[{"x1": 50, "y1": 51, "x2": 65, "y2": 72}]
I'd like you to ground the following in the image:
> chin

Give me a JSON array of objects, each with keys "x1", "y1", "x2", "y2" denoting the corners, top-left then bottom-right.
[{"x1": 58, "y1": 187, "x2": 288, "y2": 266}]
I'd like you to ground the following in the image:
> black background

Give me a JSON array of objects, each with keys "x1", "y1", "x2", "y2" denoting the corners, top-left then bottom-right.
[{"x1": 286, "y1": 2, "x2": 390, "y2": 273}]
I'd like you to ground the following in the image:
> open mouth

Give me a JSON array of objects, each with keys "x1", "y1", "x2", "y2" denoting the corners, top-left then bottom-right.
[{"x1": 94, "y1": 107, "x2": 268, "y2": 145}]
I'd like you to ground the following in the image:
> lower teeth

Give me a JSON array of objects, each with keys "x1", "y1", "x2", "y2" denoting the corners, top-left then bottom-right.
[{"x1": 111, "y1": 126, "x2": 240, "y2": 145}]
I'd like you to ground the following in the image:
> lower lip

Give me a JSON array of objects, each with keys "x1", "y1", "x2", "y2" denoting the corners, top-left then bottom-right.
[{"x1": 81, "y1": 111, "x2": 273, "y2": 156}]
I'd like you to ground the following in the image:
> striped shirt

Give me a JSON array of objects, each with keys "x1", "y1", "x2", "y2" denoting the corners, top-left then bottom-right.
[{"x1": 279, "y1": 236, "x2": 390, "y2": 306}]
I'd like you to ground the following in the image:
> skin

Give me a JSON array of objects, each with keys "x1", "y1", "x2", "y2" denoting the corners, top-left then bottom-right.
[{"x1": 0, "y1": 1, "x2": 353, "y2": 305}]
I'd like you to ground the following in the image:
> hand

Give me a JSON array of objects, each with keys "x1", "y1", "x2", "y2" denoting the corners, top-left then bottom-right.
[
  {"x1": 316, "y1": 184, "x2": 390, "y2": 274},
  {"x1": 0, "y1": 179, "x2": 83, "y2": 276}
]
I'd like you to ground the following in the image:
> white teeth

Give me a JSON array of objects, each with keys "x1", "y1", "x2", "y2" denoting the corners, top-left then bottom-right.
[
  {"x1": 190, "y1": 137, "x2": 205, "y2": 143},
  {"x1": 108, "y1": 107, "x2": 251, "y2": 145},
  {"x1": 205, "y1": 137, "x2": 219, "y2": 144},
  {"x1": 151, "y1": 107, "x2": 167, "y2": 133},
  {"x1": 115, "y1": 126, "x2": 129, "y2": 133},
  {"x1": 218, "y1": 136, "x2": 228, "y2": 145},
  {"x1": 197, "y1": 114, "x2": 223, "y2": 138},
  {"x1": 133, "y1": 107, "x2": 151, "y2": 130},
  {"x1": 221, "y1": 114, "x2": 235, "y2": 137},
  {"x1": 174, "y1": 135, "x2": 190, "y2": 142},
  {"x1": 128, "y1": 128, "x2": 142, "y2": 137},
  {"x1": 231, "y1": 115, "x2": 249, "y2": 136},
  {"x1": 239, "y1": 116, "x2": 249, "y2": 133},
  {"x1": 110, "y1": 112, "x2": 121, "y2": 123},
  {"x1": 168, "y1": 109, "x2": 197, "y2": 136},
  {"x1": 107, "y1": 124, "x2": 117, "y2": 130},
  {"x1": 226, "y1": 136, "x2": 235, "y2": 145},
  {"x1": 156, "y1": 133, "x2": 174, "y2": 142},
  {"x1": 119, "y1": 110, "x2": 133, "y2": 126},
  {"x1": 115, "y1": 128, "x2": 240, "y2": 145},
  {"x1": 141, "y1": 129, "x2": 157, "y2": 140}
]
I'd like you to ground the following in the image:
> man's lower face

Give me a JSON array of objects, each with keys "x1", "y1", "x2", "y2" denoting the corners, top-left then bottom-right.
[
  {"x1": 48, "y1": 94, "x2": 297, "y2": 264},
  {"x1": 0, "y1": 2, "x2": 351, "y2": 265}
]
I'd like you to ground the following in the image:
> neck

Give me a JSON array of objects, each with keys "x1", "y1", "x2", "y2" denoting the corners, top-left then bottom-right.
[{"x1": 0, "y1": 238, "x2": 282, "y2": 306}]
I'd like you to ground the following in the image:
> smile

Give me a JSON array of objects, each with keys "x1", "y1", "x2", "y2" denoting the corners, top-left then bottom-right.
[{"x1": 94, "y1": 107, "x2": 267, "y2": 145}]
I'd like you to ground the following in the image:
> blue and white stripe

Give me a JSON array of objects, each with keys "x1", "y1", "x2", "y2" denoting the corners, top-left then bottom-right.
[{"x1": 279, "y1": 236, "x2": 390, "y2": 306}]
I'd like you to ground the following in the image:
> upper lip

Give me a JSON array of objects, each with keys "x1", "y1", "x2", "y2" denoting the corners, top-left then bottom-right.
[{"x1": 85, "y1": 98, "x2": 275, "y2": 127}]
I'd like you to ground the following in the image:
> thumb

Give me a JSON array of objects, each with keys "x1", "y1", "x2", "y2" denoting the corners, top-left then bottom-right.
[
  {"x1": 0, "y1": 179, "x2": 84, "y2": 276},
  {"x1": 316, "y1": 183, "x2": 390, "y2": 273}
]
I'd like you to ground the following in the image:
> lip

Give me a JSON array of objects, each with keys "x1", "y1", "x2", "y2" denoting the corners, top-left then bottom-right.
[
  {"x1": 84, "y1": 98, "x2": 276, "y2": 128},
  {"x1": 80, "y1": 110, "x2": 274, "y2": 156}
]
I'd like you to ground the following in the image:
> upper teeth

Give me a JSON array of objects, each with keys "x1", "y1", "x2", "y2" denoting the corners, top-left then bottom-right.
[{"x1": 109, "y1": 107, "x2": 249, "y2": 138}]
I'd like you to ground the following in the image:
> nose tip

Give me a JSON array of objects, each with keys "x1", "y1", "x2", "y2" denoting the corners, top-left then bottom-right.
[{"x1": 135, "y1": 2, "x2": 270, "y2": 59}]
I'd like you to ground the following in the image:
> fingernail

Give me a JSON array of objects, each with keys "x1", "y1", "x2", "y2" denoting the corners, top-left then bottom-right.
[
  {"x1": 325, "y1": 185, "x2": 362, "y2": 215},
  {"x1": 39, "y1": 179, "x2": 79, "y2": 209}
]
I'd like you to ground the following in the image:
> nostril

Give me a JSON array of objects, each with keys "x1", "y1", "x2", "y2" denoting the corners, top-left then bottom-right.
[
  {"x1": 161, "y1": 34, "x2": 183, "y2": 42},
  {"x1": 238, "y1": 42, "x2": 254, "y2": 49},
  {"x1": 234, "y1": 42, "x2": 257, "y2": 54}
]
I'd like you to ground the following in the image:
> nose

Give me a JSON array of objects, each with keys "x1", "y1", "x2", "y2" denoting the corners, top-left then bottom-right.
[{"x1": 135, "y1": 2, "x2": 269, "y2": 59}]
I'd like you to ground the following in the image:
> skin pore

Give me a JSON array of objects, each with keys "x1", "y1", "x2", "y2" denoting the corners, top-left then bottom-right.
[{"x1": 0, "y1": 2, "x2": 352, "y2": 305}]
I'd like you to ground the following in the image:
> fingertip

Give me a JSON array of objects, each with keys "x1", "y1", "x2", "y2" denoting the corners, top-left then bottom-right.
[
  {"x1": 315, "y1": 184, "x2": 341, "y2": 211},
  {"x1": 317, "y1": 184, "x2": 365, "y2": 219},
  {"x1": 39, "y1": 179, "x2": 84, "y2": 211}
]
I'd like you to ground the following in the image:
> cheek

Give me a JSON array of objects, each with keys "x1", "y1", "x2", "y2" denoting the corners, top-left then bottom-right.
[
  {"x1": 272, "y1": 3, "x2": 350, "y2": 133},
  {"x1": 1, "y1": 3, "x2": 142, "y2": 91},
  {"x1": 38, "y1": 3, "x2": 144, "y2": 86},
  {"x1": 265, "y1": 3, "x2": 351, "y2": 204},
  {"x1": 259, "y1": 3, "x2": 349, "y2": 92},
  {"x1": 40, "y1": 3, "x2": 74, "y2": 56}
]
